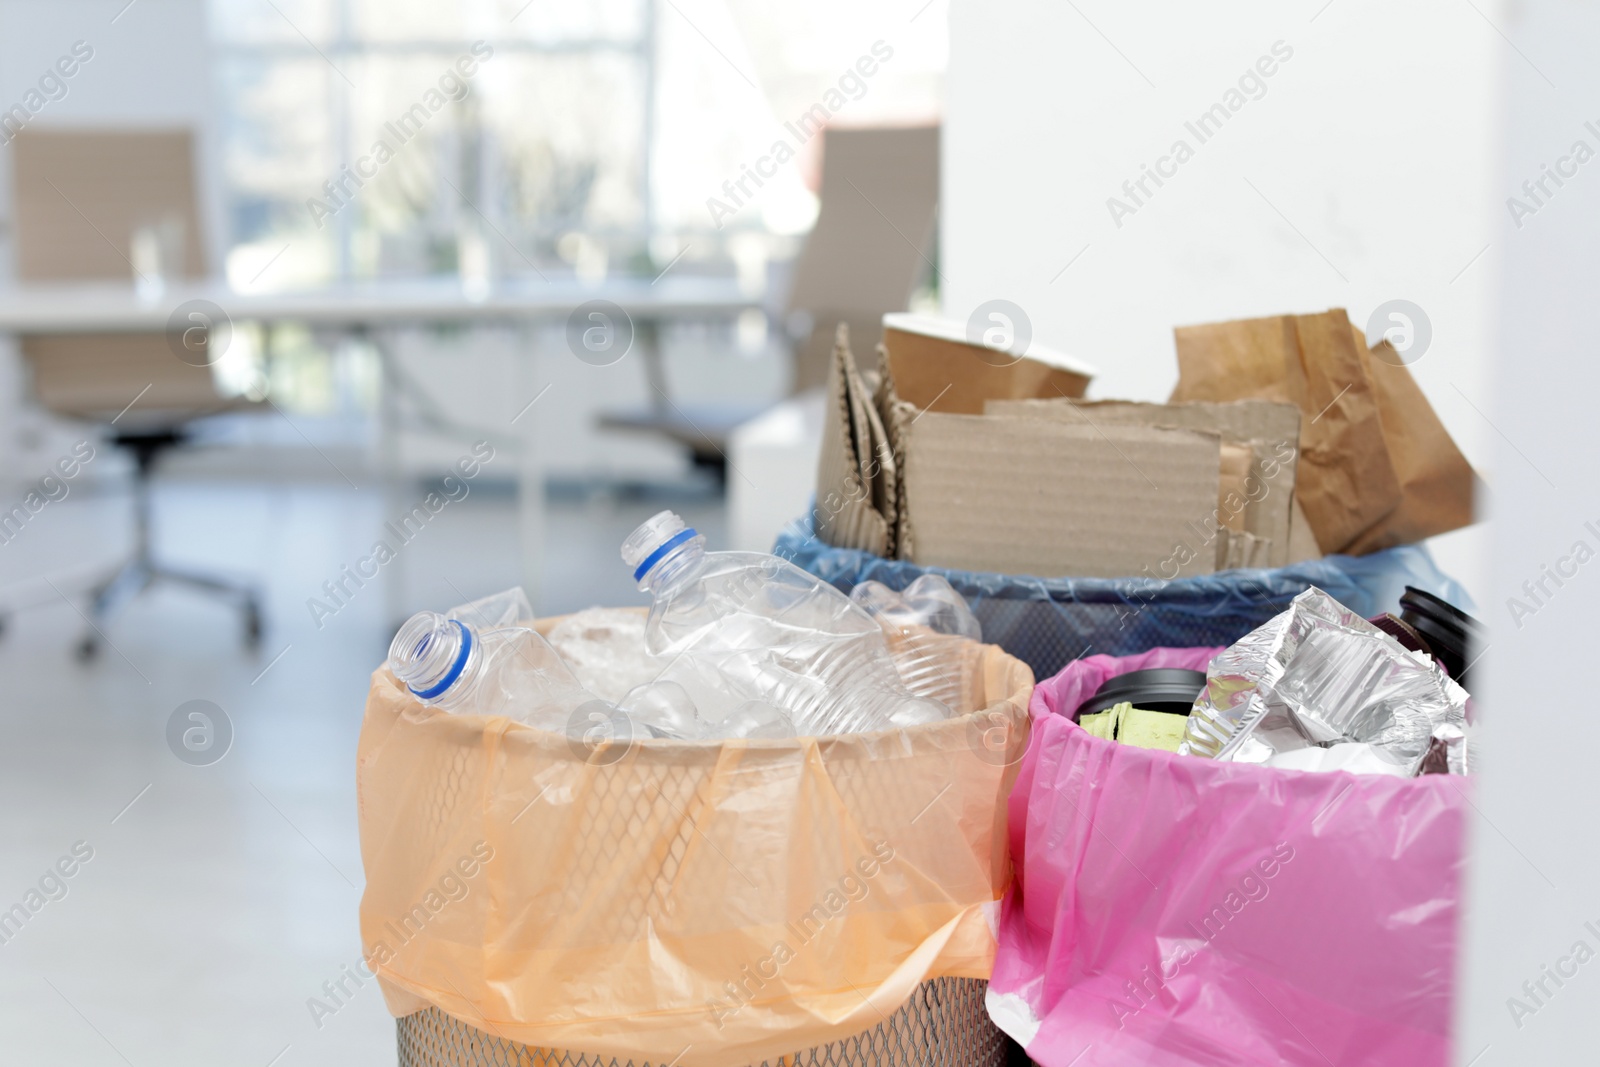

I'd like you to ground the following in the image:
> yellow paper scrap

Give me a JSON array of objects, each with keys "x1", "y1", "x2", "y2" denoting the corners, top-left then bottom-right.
[{"x1": 1116, "y1": 704, "x2": 1188, "y2": 752}]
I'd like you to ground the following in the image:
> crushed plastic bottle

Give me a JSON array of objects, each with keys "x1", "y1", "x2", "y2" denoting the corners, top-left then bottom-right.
[
  {"x1": 621, "y1": 510, "x2": 947, "y2": 737},
  {"x1": 447, "y1": 586, "x2": 534, "y2": 631},
  {"x1": 546, "y1": 607, "x2": 662, "y2": 702},
  {"x1": 851, "y1": 575, "x2": 982, "y2": 712},
  {"x1": 722, "y1": 700, "x2": 796, "y2": 739},
  {"x1": 388, "y1": 592, "x2": 597, "y2": 729},
  {"x1": 615, "y1": 679, "x2": 698, "y2": 739}
]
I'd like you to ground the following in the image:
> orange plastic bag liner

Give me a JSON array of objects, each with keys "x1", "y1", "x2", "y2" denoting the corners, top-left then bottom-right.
[{"x1": 356, "y1": 617, "x2": 1033, "y2": 1067}]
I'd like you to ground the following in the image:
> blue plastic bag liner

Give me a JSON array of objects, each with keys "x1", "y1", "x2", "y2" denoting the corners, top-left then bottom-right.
[{"x1": 773, "y1": 515, "x2": 1471, "y2": 681}]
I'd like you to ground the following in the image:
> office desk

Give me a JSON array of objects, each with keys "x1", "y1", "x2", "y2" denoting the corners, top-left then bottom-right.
[
  {"x1": 0, "y1": 276, "x2": 755, "y2": 331},
  {"x1": 0, "y1": 277, "x2": 759, "y2": 620}
]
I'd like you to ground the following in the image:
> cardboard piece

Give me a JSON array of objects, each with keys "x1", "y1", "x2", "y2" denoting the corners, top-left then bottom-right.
[
  {"x1": 1342, "y1": 325, "x2": 1478, "y2": 553},
  {"x1": 850, "y1": 336, "x2": 899, "y2": 543},
  {"x1": 1221, "y1": 530, "x2": 1272, "y2": 570},
  {"x1": 898, "y1": 413, "x2": 1222, "y2": 579},
  {"x1": 813, "y1": 327, "x2": 893, "y2": 556},
  {"x1": 986, "y1": 398, "x2": 1303, "y2": 567},
  {"x1": 1172, "y1": 309, "x2": 1402, "y2": 555},
  {"x1": 1215, "y1": 443, "x2": 1257, "y2": 569},
  {"x1": 1287, "y1": 496, "x2": 1322, "y2": 564},
  {"x1": 871, "y1": 344, "x2": 912, "y2": 555},
  {"x1": 881, "y1": 313, "x2": 1095, "y2": 414},
  {"x1": 1217, "y1": 443, "x2": 1254, "y2": 535}
]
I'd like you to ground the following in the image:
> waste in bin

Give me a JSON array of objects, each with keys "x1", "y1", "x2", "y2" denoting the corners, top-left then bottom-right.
[
  {"x1": 357, "y1": 614, "x2": 1034, "y2": 1067},
  {"x1": 988, "y1": 647, "x2": 1466, "y2": 1067},
  {"x1": 774, "y1": 514, "x2": 1471, "y2": 681}
]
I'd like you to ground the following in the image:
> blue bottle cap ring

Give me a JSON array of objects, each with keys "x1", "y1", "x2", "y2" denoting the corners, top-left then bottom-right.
[
  {"x1": 408, "y1": 619, "x2": 473, "y2": 700},
  {"x1": 632, "y1": 527, "x2": 698, "y2": 582}
]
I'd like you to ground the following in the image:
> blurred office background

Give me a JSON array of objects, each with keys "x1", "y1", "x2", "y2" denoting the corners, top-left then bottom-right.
[
  {"x1": 0, "y1": 0, "x2": 947, "y2": 581},
  {"x1": 0, "y1": 2, "x2": 950, "y2": 1064}
]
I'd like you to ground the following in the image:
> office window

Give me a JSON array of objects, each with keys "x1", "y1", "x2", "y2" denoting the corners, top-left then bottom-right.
[
  {"x1": 211, "y1": 0, "x2": 652, "y2": 286},
  {"x1": 209, "y1": 0, "x2": 946, "y2": 289}
]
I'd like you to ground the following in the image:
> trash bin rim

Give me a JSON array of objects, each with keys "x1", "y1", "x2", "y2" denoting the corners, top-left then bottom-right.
[
  {"x1": 1031, "y1": 647, "x2": 1469, "y2": 792},
  {"x1": 370, "y1": 606, "x2": 1033, "y2": 751},
  {"x1": 773, "y1": 512, "x2": 1451, "y2": 603},
  {"x1": 372, "y1": 664, "x2": 1026, "y2": 749}
]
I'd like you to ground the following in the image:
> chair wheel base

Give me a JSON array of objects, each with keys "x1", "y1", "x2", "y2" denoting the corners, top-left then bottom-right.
[{"x1": 244, "y1": 601, "x2": 264, "y2": 650}]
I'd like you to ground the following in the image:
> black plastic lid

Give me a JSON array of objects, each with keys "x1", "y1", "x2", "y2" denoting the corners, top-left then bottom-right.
[
  {"x1": 1076, "y1": 668, "x2": 1208, "y2": 720},
  {"x1": 1369, "y1": 613, "x2": 1434, "y2": 657},
  {"x1": 1399, "y1": 586, "x2": 1481, "y2": 687}
]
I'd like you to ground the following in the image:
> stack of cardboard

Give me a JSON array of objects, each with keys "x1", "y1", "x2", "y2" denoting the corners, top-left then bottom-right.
[{"x1": 814, "y1": 308, "x2": 1475, "y2": 581}]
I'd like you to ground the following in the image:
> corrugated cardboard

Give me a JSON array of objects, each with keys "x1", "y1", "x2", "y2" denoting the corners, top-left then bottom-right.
[
  {"x1": 1217, "y1": 443, "x2": 1254, "y2": 536},
  {"x1": 1221, "y1": 530, "x2": 1272, "y2": 570},
  {"x1": 985, "y1": 398, "x2": 1303, "y2": 567},
  {"x1": 813, "y1": 327, "x2": 893, "y2": 555},
  {"x1": 897, "y1": 414, "x2": 1222, "y2": 579},
  {"x1": 871, "y1": 344, "x2": 910, "y2": 555},
  {"x1": 1287, "y1": 496, "x2": 1322, "y2": 564},
  {"x1": 848, "y1": 334, "x2": 898, "y2": 542},
  {"x1": 1216, "y1": 442, "x2": 1255, "y2": 569},
  {"x1": 1171, "y1": 309, "x2": 1402, "y2": 555},
  {"x1": 881, "y1": 313, "x2": 1095, "y2": 414}
]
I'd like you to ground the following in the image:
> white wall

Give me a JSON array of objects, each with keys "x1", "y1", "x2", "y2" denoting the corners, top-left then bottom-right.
[
  {"x1": 946, "y1": 2, "x2": 1600, "y2": 1059},
  {"x1": 1458, "y1": 1, "x2": 1600, "y2": 1060},
  {"x1": 943, "y1": 0, "x2": 1497, "y2": 604}
]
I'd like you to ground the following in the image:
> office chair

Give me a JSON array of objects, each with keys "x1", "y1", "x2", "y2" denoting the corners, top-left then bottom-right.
[
  {"x1": 11, "y1": 129, "x2": 263, "y2": 660},
  {"x1": 600, "y1": 125, "x2": 940, "y2": 476}
]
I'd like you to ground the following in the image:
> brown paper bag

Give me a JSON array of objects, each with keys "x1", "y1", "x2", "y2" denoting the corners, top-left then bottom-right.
[
  {"x1": 1341, "y1": 325, "x2": 1477, "y2": 553},
  {"x1": 1172, "y1": 309, "x2": 1402, "y2": 555}
]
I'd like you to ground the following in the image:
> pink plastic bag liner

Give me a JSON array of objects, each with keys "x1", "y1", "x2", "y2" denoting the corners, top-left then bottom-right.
[{"x1": 989, "y1": 647, "x2": 1467, "y2": 1067}]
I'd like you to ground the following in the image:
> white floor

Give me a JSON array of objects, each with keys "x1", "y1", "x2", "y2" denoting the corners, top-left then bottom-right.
[{"x1": 0, "y1": 477, "x2": 726, "y2": 1067}]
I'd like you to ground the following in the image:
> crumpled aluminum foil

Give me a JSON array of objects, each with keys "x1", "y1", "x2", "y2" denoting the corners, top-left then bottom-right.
[{"x1": 1179, "y1": 587, "x2": 1470, "y2": 774}]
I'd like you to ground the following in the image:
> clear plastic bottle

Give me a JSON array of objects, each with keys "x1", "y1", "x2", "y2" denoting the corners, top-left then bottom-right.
[
  {"x1": 447, "y1": 586, "x2": 534, "y2": 632},
  {"x1": 388, "y1": 610, "x2": 597, "y2": 729},
  {"x1": 621, "y1": 510, "x2": 946, "y2": 736},
  {"x1": 615, "y1": 679, "x2": 698, "y2": 739},
  {"x1": 722, "y1": 699, "x2": 797, "y2": 739},
  {"x1": 851, "y1": 575, "x2": 982, "y2": 713}
]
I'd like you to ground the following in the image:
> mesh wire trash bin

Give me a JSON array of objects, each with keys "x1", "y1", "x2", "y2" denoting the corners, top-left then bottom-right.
[
  {"x1": 358, "y1": 616, "x2": 1035, "y2": 1067},
  {"x1": 772, "y1": 515, "x2": 1471, "y2": 681},
  {"x1": 396, "y1": 978, "x2": 1007, "y2": 1067}
]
